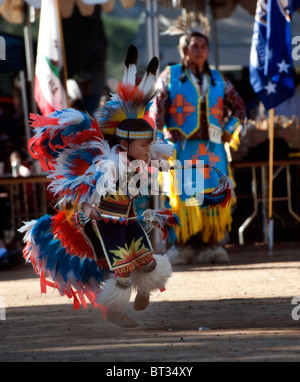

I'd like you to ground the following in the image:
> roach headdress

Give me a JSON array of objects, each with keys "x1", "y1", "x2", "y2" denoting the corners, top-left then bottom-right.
[
  {"x1": 163, "y1": 12, "x2": 210, "y2": 40},
  {"x1": 163, "y1": 12, "x2": 211, "y2": 61}
]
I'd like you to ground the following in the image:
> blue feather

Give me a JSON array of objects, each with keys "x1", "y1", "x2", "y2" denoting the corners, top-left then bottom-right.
[
  {"x1": 201, "y1": 193, "x2": 226, "y2": 209},
  {"x1": 61, "y1": 112, "x2": 91, "y2": 136},
  {"x1": 29, "y1": 215, "x2": 104, "y2": 285}
]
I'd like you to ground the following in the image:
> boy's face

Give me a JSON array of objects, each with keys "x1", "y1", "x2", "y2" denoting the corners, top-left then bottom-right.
[{"x1": 126, "y1": 138, "x2": 152, "y2": 162}]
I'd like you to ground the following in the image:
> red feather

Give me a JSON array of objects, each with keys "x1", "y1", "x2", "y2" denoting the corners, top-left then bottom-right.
[
  {"x1": 91, "y1": 118, "x2": 103, "y2": 138},
  {"x1": 69, "y1": 158, "x2": 91, "y2": 176},
  {"x1": 51, "y1": 211, "x2": 94, "y2": 259},
  {"x1": 72, "y1": 130, "x2": 103, "y2": 146},
  {"x1": 29, "y1": 113, "x2": 60, "y2": 127},
  {"x1": 143, "y1": 112, "x2": 155, "y2": 128},
  {"x1": 118, "y1": 82, "x2": 144, "y2": 103}
]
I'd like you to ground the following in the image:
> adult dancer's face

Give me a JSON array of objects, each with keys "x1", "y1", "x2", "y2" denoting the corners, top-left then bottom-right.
[{"x1": 185, "y1": 35, "x2": 209, "y2": 70}]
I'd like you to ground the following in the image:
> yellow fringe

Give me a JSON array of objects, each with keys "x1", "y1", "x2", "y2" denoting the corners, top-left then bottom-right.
[
  {"x1": 167, "y1": 165, "x2": 236, "y2": 244},
  {"x1": 229, "y1": 125, "x2": 241, "y2": 151},
  {"x1": 170, "y1": 197, "x2": 233, "y2": 244}
]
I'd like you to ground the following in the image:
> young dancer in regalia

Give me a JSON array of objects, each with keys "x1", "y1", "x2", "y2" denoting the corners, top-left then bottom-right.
[
  {"x1": 19, "y1": 45, "x2": 234, "y2": 328},
  {"x1": 19, "y1": 46, "x2": 177, "y2": 328}
]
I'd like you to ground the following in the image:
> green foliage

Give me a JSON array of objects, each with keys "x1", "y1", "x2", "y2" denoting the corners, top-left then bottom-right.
[
  {"x1": 102, "y1": 14, "x2": 139, "y2": 80},
  {"x1": 0, "y1": 10, "x2": 140, "y2": 83}
]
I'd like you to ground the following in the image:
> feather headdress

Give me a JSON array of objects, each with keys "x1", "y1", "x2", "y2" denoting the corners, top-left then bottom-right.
[
  {"x1": 98, "y1": 45, "x2": 159, "y2": 139},
  {"x1": 163, "y1": 12, "x2": 210, "y2": 40}
]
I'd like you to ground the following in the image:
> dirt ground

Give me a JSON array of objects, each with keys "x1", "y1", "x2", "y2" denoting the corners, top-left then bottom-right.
[{"x1": 0, "y1": 241, "x2": 299, "y2": 363}]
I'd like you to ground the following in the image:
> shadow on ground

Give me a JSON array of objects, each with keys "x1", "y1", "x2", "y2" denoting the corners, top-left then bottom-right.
[
  {"x1": 0, "y1": 241, "x2": 299, "y2": 362},
  {"x1": 0, "y1": 296, "x2": 299, "y2": 362}
]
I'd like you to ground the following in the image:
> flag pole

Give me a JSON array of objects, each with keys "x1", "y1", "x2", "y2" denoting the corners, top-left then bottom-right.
[
  {"x1": 268, "y1": 107, "x2": 274, "y2": 250},
  {"x1": 55, "y1": 0, "x2": 70, "y2": 107}
]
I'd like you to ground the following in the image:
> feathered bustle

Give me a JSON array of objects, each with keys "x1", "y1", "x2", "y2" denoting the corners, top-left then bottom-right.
[
  {"x1": 28, "y1": 108, "x2": 103, "y2": 171},
  {"x1": 18, "y1": 215, "x2": 107, "y2": 312}
]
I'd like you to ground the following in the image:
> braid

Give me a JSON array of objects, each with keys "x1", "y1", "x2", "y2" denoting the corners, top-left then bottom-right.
[
  {"x1": 179, "y1": 64, "x2": 187, "y2": 82},
  {"x1": 195, "y1": 66, "x2": 203, "y2": 87},
  {"x1": 204, "y1": 61, "x2": 216, "y2": 86}
]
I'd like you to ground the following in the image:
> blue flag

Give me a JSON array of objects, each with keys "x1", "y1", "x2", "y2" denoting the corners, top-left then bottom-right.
[
  {"x1": 291, "y1": 0, "x2": 300, "y2": 12},
  {"x1": 250, "y1": 0, "x2": 295, "y2": 110}
]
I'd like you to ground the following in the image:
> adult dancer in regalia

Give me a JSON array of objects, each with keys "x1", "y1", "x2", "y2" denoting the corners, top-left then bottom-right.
[{"x1": 151, "y1": 13, "x2": 246, "y2": 264}]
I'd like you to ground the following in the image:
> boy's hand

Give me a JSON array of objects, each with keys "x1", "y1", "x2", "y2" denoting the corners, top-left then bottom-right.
[{"x1": 81, "y1": 202, "x2": 100, "y2": 220}]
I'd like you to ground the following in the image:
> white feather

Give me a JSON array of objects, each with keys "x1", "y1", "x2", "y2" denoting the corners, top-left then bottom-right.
[
  {"x1": 211, "y1": 175, "x2": 234, "y2": 196},
  {"x1": 57, "y1": 108, "x2": 85, "y2": 125},
  {"x1": 122, "y1": 64, "x2": 137, "y2": 86},
  {"x1": 150, "y1": 141, "x2": 174, "y2": 160},
  {"x1": 127, "y1": 64, "x2": 137, "y2": 85},
  {"x1": 142, "y1": 209, "x2": 172, "y2": 227},
  {"x1": 138, "y1": 73, "x2": 156, "y2": 95},
  {"x1": 18, "y1": 220, "x2": 38, "y2": 243}
]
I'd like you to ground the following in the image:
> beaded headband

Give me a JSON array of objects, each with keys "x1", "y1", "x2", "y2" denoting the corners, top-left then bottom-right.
[{"x1": 115, "y1": 128, "x2": 154, "y2": 140}]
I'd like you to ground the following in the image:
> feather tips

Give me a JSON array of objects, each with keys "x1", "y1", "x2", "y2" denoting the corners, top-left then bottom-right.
[
  {"x1": 98, "y1": 45, "x2": 159, "y2": 134},
  {"x1": 28, "y1": 108, "x2": 95, "y2": 171},
  {"x1": 142, "y1": 209, "x2": 180, "y2": 242},
  {"x1": 138, "y1": 56, "x2": 159, "y2": 95},
  {"x1": 123, "y1": 44, "x2": 138, "y2": 86},
  {"x1": 196, "y1": 175, "x2": 235, "y2": 209},
  {"x1": 18, "y1": 215, "x2": 106, "y2": 311}
]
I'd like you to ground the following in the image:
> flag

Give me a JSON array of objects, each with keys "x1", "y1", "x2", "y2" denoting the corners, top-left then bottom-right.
[
  {"x1": 34, "y1": 0, "x2": 68, "y2": 116},
  {"x1": 249, "y1": 0, "x2": 296, "y2": 110},
  {"x1": 291, "y1": 0, "x2": 300, "y2": 12}
]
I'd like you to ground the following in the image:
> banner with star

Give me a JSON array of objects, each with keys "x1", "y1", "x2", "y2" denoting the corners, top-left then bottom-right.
[{"x1": 249, "y1": 0, "x2": 295, "y2": 110}]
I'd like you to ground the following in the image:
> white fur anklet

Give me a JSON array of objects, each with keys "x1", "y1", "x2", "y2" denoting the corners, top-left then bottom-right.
[
  {"x1": 96, "y1": 277, "x2": 132, "y2": 313},
  {"x1": 131, "y1": 254, "x2": 172, "y2": 294}
]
